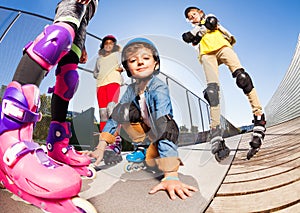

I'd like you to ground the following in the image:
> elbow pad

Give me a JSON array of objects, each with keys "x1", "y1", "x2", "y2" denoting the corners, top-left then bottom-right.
[
  {"x1": 155, "y1": 115, "x2": 179, "y2": 144},
  {"x1": 111, "y1": 102, "x2": 142, "y2": 123}
]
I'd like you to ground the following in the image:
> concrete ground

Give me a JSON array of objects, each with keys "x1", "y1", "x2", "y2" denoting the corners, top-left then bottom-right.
[{"x1": 1, "y1": 117, "x2": 300, "y2": 212}]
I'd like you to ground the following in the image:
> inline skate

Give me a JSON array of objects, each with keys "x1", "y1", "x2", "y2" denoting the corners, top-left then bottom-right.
[
  {"x1": 0, "y1": 82, "x2": 97, "y2": 212},
  {"x1": 124, "y1": 145, "x2": 147, "y2": 172},
  {"x1": 210, "y1": 126, "x2": 230, "y2": 162},
  {"x1": 247, "y1": 114, "x2": 266, "y2": 160},
  {"x1": 103, "y1": 135, "x2": 123, "y2": 165},
  {"x1": 46, "y1": 121, "x2": 96, "y2": 179}
]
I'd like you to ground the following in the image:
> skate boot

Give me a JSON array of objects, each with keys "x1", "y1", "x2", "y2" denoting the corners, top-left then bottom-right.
[
  {"x1": 210, "y1": 126, "x2": 230, "y2": 162},
  {"x1": 247, "y1": 114, "x2": 266, "y2": 160},
  {"x1": 0, "y1": 82, "x2": 96, "y2": 212},
  {"x1": 103, "y1": 135, "x2": 123, "y2": 165},
  {"x1": 124, "y1": 146, "x2": 147, "y2": 172},
  {"x1": 46, "y1": 121, "x2": 96, "y2": 179}
]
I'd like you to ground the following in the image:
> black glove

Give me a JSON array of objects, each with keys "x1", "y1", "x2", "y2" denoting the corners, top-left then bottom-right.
[
  {"x1": 182, "y1": 31, "x2": 202, "y2": 45},
  {"x1": 205, "y1": 16, "x2": 218, "y2": 30},
  {"x1": 182, "y1": 31, "x2": 194, "y2": 43}
]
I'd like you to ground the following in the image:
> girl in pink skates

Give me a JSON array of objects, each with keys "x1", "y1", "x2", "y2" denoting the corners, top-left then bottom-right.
[{"x1": 0, "y1": 0, "x2": 98, "y2": 212}]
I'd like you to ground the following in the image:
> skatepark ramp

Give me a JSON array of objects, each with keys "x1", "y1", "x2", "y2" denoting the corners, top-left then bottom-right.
[
  {"x1": 206, "y1": 117, "x2": 300, "y2": 212},
  {"x1": 206, "y1": 34, "x2": 300, "y2": 212}
]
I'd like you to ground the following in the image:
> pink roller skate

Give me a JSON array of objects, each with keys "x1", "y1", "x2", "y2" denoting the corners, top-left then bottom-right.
[
  {"x1": 0, "y1": 82, "x2": 97, "y2": 212},
  {"x1": 46, "y1": 121, "x2": 96, "y2": 179}
]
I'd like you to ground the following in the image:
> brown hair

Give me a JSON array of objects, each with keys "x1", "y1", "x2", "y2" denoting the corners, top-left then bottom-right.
[{"x1": 122, "y1": 43, "x2": 158, "y2": 62}]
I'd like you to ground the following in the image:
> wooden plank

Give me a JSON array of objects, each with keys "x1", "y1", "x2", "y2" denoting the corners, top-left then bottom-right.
[
  {"x1": 207, "y1": 180, "x2": 300, "y2": 212},
  {"x1": 218, "y1": 166, "x2": 300, "y2": 195},
  {"x1": 228, "y1": 146, "x2": 300, "y2": 174},
  {"x1": 206, "y1": 117, "x2": 300, "y2": 213},
  {"x1": 224, "y1": 158, "x2": 300, "y2": 183}
]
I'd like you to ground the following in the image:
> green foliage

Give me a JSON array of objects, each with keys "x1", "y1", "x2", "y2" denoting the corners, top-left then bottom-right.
[
  {"x1": 191, "y1": 125, "x2": 199, "y2": 133},
  {"x1": 180, "y1": 125, "x2": 189, "y2": 133},
  {"x1": 33, "y1": 94, "x2": 52, "y2": 142},
  {"x1": 33, "y1": 115, "x2": 51, "y2": 142}
]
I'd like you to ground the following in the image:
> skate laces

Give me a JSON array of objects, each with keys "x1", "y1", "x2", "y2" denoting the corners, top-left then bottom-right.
[{"x1": 211, "y1": 136, "x2": 223, "y2": 146}]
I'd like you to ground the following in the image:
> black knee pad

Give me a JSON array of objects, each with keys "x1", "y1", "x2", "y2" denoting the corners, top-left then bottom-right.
[
  {"x1": 203, "y1": 83, "x2": 219, "y2": 107},
  {"x1": 155, "y1": 115, "x2": 179, "y2": 144},
  {"x1": 232, "y1": 68, "x2": 254, "y2": 94}
]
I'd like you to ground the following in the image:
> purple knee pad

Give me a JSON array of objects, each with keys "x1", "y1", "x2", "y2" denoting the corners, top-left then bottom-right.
[
  {"x1": 25, "y1": 22, "x2": 75, "y2": 70},
  {"x1": 54, "y1": 63, "x2": 79, "y2": 101}
]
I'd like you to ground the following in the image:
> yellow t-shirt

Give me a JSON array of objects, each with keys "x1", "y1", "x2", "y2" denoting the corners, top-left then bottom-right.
[
  {"x1": 199, "y1": 30, "x2": 232, "y2": 55},
  {"x1": 95, "y1": 52, "x2": 122, "y2": 87}
]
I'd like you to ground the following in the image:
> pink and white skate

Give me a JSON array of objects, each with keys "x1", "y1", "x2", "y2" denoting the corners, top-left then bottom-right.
[
  {"x1": 46, "y1": 121, "x2": 96, "y2": 179},
  {"x1": 0, "y1": 82, "x2": 96, "y2": 212}
]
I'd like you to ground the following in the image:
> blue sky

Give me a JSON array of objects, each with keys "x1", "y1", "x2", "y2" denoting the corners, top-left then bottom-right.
[{"x1": 1, "y1": 0, "x2": 299, "y2": 126}]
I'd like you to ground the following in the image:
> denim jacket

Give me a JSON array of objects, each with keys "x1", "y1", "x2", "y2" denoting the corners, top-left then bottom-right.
[{"x1": 102, "y1": 75, "x2": 178, "y2": 158}]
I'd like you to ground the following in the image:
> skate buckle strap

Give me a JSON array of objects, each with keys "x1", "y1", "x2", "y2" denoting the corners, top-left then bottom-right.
[
  {"x1": 62, "y1": 145, "x2": 74, "y2": 154},
  {"x1": 211, "y1": 136, "x2": 223, "y2": 144},
  {"x1": 2, "y1": 99, "x2": 42, "y2": 123},
  {"x1": 3, "y1": 141, "x2": 41, "y2": 166},
  {"x1": 253, "y1": 126, "x2": 265, "y2": 137},
  {"x1": 253, "y1": 126, "x2": 265, "y2": 132}
]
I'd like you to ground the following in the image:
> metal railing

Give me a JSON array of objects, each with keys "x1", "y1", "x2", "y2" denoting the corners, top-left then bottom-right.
[{"x1": 0, "y1": 6, "x2": 239, "y2": 146}]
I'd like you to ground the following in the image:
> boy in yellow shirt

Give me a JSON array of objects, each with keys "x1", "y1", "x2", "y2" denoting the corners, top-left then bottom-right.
[{"x1": 182, "y1": 6, "x2": 266, "y2": 160}]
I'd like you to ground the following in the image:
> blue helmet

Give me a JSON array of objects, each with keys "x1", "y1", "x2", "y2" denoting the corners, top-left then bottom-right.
[{"x1": 121, "y1": 38, "x2": 160, "y2": 77}]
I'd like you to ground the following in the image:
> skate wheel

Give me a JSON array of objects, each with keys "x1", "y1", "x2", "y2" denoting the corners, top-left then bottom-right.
[
  {"x1": 215, "y1": 148, "x2": 230, "y2": 162},
  {"x1": 71, "y1": 197, "x2": 97, "y2": 213},
  {"x1": 133, "y1": 165, "x2": 140, "y2": 171},
  {"x1": 124, "y1": 163, "x2": 132, "y2": 172},
  {"x1": 247, "y1": 148, "x2": 259, "y2": 160},
  {"x1": 86, "y1": 166, "x2": 96, "y2": 179}
]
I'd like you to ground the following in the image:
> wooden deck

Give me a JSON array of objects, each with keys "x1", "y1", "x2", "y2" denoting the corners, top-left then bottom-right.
[{"x1": 205, "y1": 117, "x2": 300, "y2": 212}]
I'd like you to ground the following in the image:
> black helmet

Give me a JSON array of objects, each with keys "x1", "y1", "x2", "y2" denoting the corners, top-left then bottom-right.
[
  {"x1": 121, "y1": 38, "x2": 160, "y2": 77},
  {"x1": 184, "y1": 6, "x2": 201, "y2": 18}
]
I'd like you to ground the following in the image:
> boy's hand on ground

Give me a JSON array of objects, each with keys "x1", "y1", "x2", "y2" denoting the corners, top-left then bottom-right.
[{"x1": 149, "y1": 180, "x2": 198, "y2": 200}]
